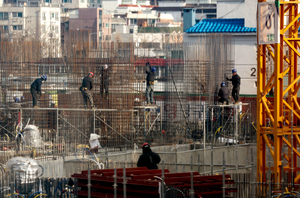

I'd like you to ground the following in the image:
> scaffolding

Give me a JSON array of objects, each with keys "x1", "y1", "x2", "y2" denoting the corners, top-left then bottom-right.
[{"x1": 0, "y1": 33, "x2": 256, "y2": 164}]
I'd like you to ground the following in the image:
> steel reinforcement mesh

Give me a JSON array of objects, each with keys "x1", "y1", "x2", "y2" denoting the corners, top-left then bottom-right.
[{"x1": 0, "y1": 34, "x2": 250, "y2": 163}]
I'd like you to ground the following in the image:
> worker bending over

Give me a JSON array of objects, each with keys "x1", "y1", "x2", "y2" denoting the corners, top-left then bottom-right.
[
  {"x1": 31, "y1": 75, "x2": 47, "y2": 108},
  {"x1": 227, "y1": 69, "x2": 241, "y2": 104},
  {"x1": 80, "y1": 72, "x2": 96, "y2": 109},
  {"x1": 137, "y1": 143, "x2": 161, "y2": 170},
  {"x1": 145, "y1": 62, "x2": 156, "y2": 105},
  {"x1": 218, "y1": 82, "x2": 229, "y2": 105}
]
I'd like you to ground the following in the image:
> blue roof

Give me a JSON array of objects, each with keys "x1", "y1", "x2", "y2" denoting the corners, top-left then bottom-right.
[{"x1": 185, "y1": 18, "x2": 257, "y2": 33}]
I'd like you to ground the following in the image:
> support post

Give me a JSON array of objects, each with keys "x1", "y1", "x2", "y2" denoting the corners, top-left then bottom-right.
[
  {"x1": 161, "y1": 161, "x2": 165, "y2": 198},
  {"x1": 88, "y1": 163, "x2": 91, "y2": 198},
  {"x1": 190, "y1": 172, "x2": 195, "y2": 198},
  {"x1": 123, "y1": 163, "x2": 126, "y2": 198},
  {"x1": 114, "y1": 168, "x2": 117, "y2": 198},
  {"x1": 222, "y1": 152, "x2": 225, "y2": 198}
]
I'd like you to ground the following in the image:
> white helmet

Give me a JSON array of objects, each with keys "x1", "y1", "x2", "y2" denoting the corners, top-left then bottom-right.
[{"x1": 104, "y1": 64, "x2": 108, "y2": 69}]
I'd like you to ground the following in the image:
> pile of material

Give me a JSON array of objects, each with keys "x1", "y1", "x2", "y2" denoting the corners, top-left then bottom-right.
[{"x1": 72, "y1": 167, "x2": 237, "y2": 198}]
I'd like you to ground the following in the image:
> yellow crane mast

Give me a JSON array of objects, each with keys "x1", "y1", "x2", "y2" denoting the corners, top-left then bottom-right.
[{"x1": 257, "y1": 0, "x2": 300, "y2": 184}]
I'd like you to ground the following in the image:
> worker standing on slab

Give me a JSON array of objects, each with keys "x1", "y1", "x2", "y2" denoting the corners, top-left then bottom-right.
[
  {"x1": 145, "y1": 62, "x2": 156, "y2": 105},
  {"x1": 218, "y1": 82, "x2": 229, "y2": 105},
  {"x1": 30, "y1": 75, "x2": 47, "y2": 108},
  {"x1": 137, "y1": 143, "x2": 161, "y2": 170},
  {"x1": 80, "y1": 72, "x2": 96, "y2": 109},
  {"x1": 227, "y1": 69, "x2": 241, "y2": 104},
  {"x1": 100, "y1": 64, "x2": 110, "y2": 99}
]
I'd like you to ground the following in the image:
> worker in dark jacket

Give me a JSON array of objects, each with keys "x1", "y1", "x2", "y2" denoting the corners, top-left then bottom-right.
[
  {"x1": 218, "y1": 82, "x2": 229, "y2": 105},
  {"x1": 80, "y1": 72, "x2": 96, "y2": 109},
  {"x1": 145, "y1": 62, "x2": 156, "y2": 105},
  {"x1": 31, "y1": 75, "x2": 47, "y2": 108},
  {"x1": 100, "y1": 64, "x2": 110, "y2": 99},
  {"x1": 137, "y1": 143, "x2": 161, "y2": 170},
  {"x1": 227, "y1": 69, "x2": 241, "y2": 104}
]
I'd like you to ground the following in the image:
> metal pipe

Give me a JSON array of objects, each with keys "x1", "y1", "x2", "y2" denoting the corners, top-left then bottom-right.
[
  {"x1": 222, "y1": 152, "x2": 225, "y2": 198},
  {"x1": 291, "y1": 110, "x2": 294, "y2": 188},
  {"x1": 190, "y1": 156, "x2": 193, "y2": 171},
  {"x1": 123, "y1": 163, "x2": 126, "y2": 198},
  {"x1": 114, "y1": 168, "x2": 117, "y2": 198},
  {"x1": 190, "y1": 172, "x2": 195, "y2": 198},
  {"x1": 88, "y1": 163, "x2": 91, "y2": 198},
  {"x1": 161, "y1": 161, "x2": 165, "y2": 198},
  {"x1": 251, "y1": 148, "x2": 254, "y2": 198}
]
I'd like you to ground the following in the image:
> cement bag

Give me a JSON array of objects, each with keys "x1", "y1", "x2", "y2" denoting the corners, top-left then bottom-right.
[
  {"x1": 6, "y1": 157, "x2": 39, "y2": 184},
  {"x1": 89, "y1": 133, "x2": 101, "y2": 149},
  {"x1": 23, "y1": 125, "x2": 43, "y2": 148}
]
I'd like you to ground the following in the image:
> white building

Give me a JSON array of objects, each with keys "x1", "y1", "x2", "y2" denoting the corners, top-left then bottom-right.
[
  {"x1": 184, "y1": 0, "x2": 257, "y2": 95},
  {"x1": 0, "y1": 6, "x2": 61, "y2": 57}
]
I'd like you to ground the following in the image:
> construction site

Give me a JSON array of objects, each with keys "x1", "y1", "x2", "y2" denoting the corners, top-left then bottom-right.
[{"x1": 1, "y1": 0, "x2": 300, "y2": 197}]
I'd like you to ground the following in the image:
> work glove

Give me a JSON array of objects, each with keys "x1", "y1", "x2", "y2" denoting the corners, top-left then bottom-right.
[
  {"x1": 226, "y1": 77, "x2": 229, "y2": 81},
  {"x1": 37, "y1": 91, "x2": 41, "y2": 95}
]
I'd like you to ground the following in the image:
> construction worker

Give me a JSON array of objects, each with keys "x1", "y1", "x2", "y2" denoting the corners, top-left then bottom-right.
[
  {"x1": 31, "y1": 75, "x2": 47, "y2": 108},
  {"x1": 137, "y1": 143, "x2": 161, "y2": 170},
  {"x1": 227, "y1": 69, "x2": 241, "y2": 104},
  {"x1": 100, "y1": 64, "x2": 110, "y2": 99},
  {"x1": 145, "y1": 62, "x2": 156, "y2": 105},
  {"x1": 80, "y1": 72, "x2": 96, "y2": 109},
  {"x1": 218, "y1": 82, "x2": 229, "y2": 105}
]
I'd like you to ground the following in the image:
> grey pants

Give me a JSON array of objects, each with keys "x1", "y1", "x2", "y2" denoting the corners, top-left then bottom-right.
[
  {"x1": 81, "y1": 89, "x2": 94, "y2": 106},
  {"x1": 146, "y1": 85, "x2": 154, "y2": 104}
]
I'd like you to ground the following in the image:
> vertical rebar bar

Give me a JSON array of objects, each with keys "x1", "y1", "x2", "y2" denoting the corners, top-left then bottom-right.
[
  {"x1": 198, "y1": 154, "x2": 200, "y2": 173},
  {"x1": 190, "y1": 155, "x2": 193, "y2": 171},
  {"x1": 268, "y1": 161, "x2": 271, "y2": 198}
]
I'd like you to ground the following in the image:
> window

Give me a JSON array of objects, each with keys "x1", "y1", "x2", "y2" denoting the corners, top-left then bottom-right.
[
  {"x1": 91, "y1": 0, "x2": 94, "y2": 3},
  {"x1": 105, "y1": 23, "x2": 108, "y2": 28},
  {"x1": 130, "y1": 19, "x2": 137, "y2": 25},
  {"x1": 97, "y1": 0, "x2": 100, "y2": 3},
  {"x1": 13, "y1": 25, "x2": 22, "y2": 30},
  {"x1": 0, "y1": 25, "x2": 8, "y2": 33},
  {"x1": 55, "y1": 13, "x2": 58, "y2": 21},
  {"x1": 87, "y1": 0, "x2": 89, "y2": 3},
  {"x1": 51, "y1": 13, "x2": 55, "y2": 19},
  {"x1": 12, "y1": 12, "x2": 22, "y2": 18},
  {"x1": 42, "y1": 12, "x2": 46, "y2": 20},
  {"x1": 51, "y1": 26, "x2": 55, "y2": 31},
  {"x1": 0, "y1": 12, "x2": 9, "y2": 20},
  {"x1": 80, "y1": 0, "x2": 84, "y2": 3}
]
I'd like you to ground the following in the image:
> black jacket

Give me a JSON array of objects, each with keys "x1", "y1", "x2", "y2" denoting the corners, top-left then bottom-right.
[
  {"x1": 82, "y1": 76, "x2": 93, "y2": 90},
  {"x1": 101, "y1": 69, "x2": 110, "y2": 84},
  {"x1": 31, "y1": 78, "x2": 43, "y2": 92},
  {"x1": 146, "y1": 66, "x2": 156, "y2": 82},
  {"x1": 218, "y1": 87, "x2": 229, "y2": 99},
  {"x1": 228, "y1": 74, "x2": 241, "y2": 87},
  {"x1": 137, "y1": 147, "x2": 161, "y2": 170}
]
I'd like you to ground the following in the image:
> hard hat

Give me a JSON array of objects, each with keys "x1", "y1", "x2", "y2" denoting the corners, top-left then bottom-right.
[
  {"x1": 142, "y1": 143, "x2": 149, "y2": 148},
  {"x1": 134, "y1": 98, "x2": 140, "y2": 102},
  {"x1": 151, "y1": 67, "x2": 156, "y2": 72},
  {"x1": 89, "y1": 72, "x2": 94, "y2": 78},
  {"x1": 104, "y1": 64, "x2": 108, "y2": 69},
  {"x1": 42, "y1": 75, "x2": 47, "y2": 81},
  {"x1": 221, "y1": 82, "x2": 225, "y2": 87},
  {"x1": 15, "y1": 98, "x2": 19, "y2": 102},
  {"x1": 232, "y1": 69, "x2": 237, "y2": 73},
  {"x1": 21, "y1": 96, "x2": 25, "y2": 100}
]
